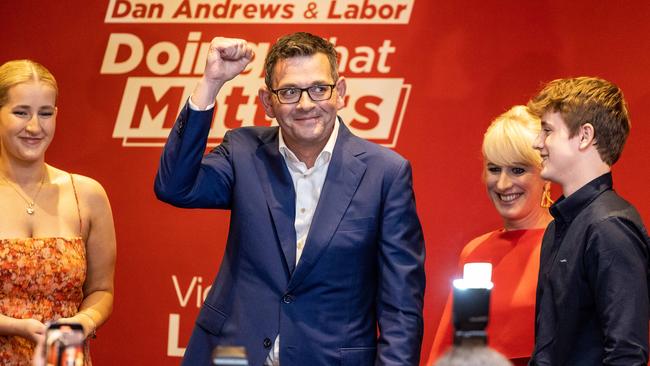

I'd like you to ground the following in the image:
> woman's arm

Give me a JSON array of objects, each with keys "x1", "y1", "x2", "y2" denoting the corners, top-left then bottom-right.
[{"x1": 60, "y1": 175, "x2": 116, "y2": 337}]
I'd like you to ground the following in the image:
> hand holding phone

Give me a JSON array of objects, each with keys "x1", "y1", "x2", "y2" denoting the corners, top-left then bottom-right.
[{"x1": 42, "y1": 322, "x2": 85, "y2": 366}]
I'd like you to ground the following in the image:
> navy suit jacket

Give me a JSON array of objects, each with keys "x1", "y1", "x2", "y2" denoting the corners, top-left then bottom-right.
[{"x1": 155, "y1": 103, "x2": 426, "y2": 366}]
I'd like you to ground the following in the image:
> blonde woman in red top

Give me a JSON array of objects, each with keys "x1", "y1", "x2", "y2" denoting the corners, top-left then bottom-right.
[{"x1": 428, "y1": 105, "x2": 552, "y2": 366}]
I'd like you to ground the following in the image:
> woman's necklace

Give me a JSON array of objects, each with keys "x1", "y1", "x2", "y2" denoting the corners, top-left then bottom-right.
[{"x1": 0, "y1": 171, "x2": 46, "y2": 215}]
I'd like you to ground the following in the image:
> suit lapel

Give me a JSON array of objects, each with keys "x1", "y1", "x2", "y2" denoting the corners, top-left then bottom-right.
[
  {"x1": 253, "y1": 128, "x2": 297, "y2": 275},
  {"x1": 288, "y1": 123, "x2": 367, "y2": 291}
]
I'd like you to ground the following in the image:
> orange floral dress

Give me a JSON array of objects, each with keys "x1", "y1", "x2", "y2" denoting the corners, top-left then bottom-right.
[{"x1": 0, "y1": 236, "x2": 88, "y2": 365}]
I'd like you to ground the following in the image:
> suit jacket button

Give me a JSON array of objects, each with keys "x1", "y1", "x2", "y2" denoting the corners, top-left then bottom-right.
[
  {"x1": 282, "y1": 294, "x2": 294, "y2": 304},
  {"x1": 263, "y1": 338, "x2": 272, "y2": 349}
]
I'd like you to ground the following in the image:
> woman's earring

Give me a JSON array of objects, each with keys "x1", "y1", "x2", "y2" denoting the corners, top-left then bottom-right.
[{"x1": 541, "y1": 182, "x2": 553, "y2": 208}]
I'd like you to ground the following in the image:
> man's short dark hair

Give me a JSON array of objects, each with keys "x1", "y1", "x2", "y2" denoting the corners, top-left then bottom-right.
[
  {"x1": 264, "y1": 32, "x2": 339, "y2": 89},
  {"x1": 527, "y1": 77, "x2": 630, "y2": 165}
]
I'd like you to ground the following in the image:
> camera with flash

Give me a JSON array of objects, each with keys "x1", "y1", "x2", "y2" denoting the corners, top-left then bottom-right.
[{"x1": 451, "y1": 263, "x2": 493, "y2": 346}]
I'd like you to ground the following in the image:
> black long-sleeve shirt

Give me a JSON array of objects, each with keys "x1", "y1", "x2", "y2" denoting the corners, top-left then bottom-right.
[{"x1": 530, "y1": 173, "x2": 650, "y2": 366}]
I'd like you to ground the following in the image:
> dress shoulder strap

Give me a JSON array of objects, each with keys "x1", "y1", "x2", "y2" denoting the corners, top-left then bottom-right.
[{"x1": 69, "y1": 174, "x2": 83, "y2": 236}]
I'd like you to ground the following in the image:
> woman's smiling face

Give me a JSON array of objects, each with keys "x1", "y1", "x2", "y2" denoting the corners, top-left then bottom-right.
[
  {"x1": 485, "y1": 162, "x2": 546, "y2": 229},
  {"x1": 0, "y1": 81, "x2": 57, "y2": 165}
]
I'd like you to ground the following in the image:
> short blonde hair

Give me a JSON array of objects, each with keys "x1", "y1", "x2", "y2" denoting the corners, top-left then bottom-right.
[
  {"x1": 482, "y1": 105, "x2": 541, "y2": 168},
  {"x1": 0, "y1": 59, "x2": 58, "y2": 107}
]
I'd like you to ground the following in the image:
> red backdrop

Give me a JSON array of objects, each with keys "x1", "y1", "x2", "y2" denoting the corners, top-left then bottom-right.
[{"x1": 2, "y1": 1, "x2": 650, "y2": 364}]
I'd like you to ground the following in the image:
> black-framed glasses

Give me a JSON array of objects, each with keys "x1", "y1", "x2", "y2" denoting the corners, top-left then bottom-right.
[{"x1": 270, "y1": 84, "x2": 336, "y2": 104}]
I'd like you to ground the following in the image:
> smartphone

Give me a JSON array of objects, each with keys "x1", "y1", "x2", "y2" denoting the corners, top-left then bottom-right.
[{"x1": 43, "y1": 322, "x2": 85, "y2": 366}]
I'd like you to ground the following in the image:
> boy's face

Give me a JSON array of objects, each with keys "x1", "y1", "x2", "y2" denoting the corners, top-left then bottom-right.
[{"x1": 533, "y1": 111, "x2": 582, "y2": 187}]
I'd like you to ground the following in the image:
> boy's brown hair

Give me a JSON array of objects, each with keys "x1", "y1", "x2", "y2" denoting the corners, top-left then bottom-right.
[{"x1": 528, "y1": 77, "x2": 630, "y2": 165}]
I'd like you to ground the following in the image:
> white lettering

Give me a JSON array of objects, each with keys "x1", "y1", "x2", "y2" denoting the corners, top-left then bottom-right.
[
  {"x1": 100, "y1": 33, "x2": 144, "y2": 74},
  {"x1": 113, "y1": 77, "x2": 408, "y2": 147},
  {"x1": 195, "y1": 277, "x2": 203, "y2": 308},
  {"x1": 172, "y1": 275, "x2": 197, "y2": 307},
  {"x1": 146, "y1": 41, "x2": 181, "y2": 75},
  {"x1": 167, "y1": 313, "x2": 185, "y2": 356},
  {"x1": 179, "y1": 32, "x2": 201, "y2": 74},
  {"x1": 349, "y1": 46, "x2": 375, "y2": 73},
  {"x1": 329, "y1": 37, "x2": 395, "y2": 75},
  {"x1": 100, "y1": 32, "x2": 269, "y2": 77},
  {"x1": 105, "y1": 0, "x2": 414, "y2": 24},
  {"x1": 376, "y1": 40, "x2": 396, "y2": 73}
]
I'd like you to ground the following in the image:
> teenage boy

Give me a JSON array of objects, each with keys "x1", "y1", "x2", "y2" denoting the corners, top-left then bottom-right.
[{"x1": 528, "y1": 77, "x2": 650, "y2": 366}]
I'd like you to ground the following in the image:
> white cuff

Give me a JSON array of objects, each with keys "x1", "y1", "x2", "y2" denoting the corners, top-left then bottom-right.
[{"x1": 188, "y1": 96, "x2": 215, "y2": 111}]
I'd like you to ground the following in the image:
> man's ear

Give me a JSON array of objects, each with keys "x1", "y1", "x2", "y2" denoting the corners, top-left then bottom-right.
[
  {"x1": 578, "y1": 123, "x2": 596, "y2": 149},
  {"x1": 335, "y1": 77, "x2": 347, "y2": 110},
  {"x1": 258, "y1": 87, "x2": 276, "y2": 118}
]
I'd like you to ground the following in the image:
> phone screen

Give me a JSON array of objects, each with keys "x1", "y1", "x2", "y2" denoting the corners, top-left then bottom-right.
[{"x1": 43, "y1": 323, "x2": 85, "y2": 366}]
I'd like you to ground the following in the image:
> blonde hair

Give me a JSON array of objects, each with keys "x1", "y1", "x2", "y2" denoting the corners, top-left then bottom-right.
[
  {"x1": 0, "y1": 59, "x2": 58, "y2": 107},
  {"x1": 482, "y1": 105, "x2": 541, "y2": 168}
]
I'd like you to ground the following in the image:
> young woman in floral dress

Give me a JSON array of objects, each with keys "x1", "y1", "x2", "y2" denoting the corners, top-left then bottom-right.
[{"x1": 0, "y1": 60, "x2": 116, "y2": 365}]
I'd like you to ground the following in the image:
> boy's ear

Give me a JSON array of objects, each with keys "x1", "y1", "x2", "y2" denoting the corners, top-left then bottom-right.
[{"x1": 578, "y1": 123, "x2": 596, "y2": 149}]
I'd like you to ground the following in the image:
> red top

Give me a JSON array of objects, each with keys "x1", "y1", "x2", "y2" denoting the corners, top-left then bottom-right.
[{"x1": 427, "y1": 228, "x2": 544, "y2": 366}]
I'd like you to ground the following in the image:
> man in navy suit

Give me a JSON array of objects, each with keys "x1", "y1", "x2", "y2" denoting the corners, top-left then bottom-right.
[{"x1": 155, "y1": 32, "x2": 425, "y2": 366}]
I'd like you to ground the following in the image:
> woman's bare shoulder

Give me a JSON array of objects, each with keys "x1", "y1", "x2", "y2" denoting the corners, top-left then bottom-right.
[{"x1": 68, "y1": 174, "x2": 109, "y2": 202}]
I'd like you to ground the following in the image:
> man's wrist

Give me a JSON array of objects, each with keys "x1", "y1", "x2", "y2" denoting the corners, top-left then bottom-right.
[{"x1": 190, "y1": 76, "x2": 225, "y2": 109}]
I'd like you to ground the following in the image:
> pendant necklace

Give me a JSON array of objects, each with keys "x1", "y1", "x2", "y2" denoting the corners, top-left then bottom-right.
[{"x1": 0, "y1": 171, "x2": 46, "y2": 215}]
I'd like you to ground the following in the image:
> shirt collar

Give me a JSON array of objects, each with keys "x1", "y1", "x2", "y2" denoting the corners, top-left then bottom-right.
[
  {"x1": 278, "y1": 117, "x2": 340, "y2": 165},
  {"x1": 550, "y1": 172, "x2": 613, "y2": 224}
]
